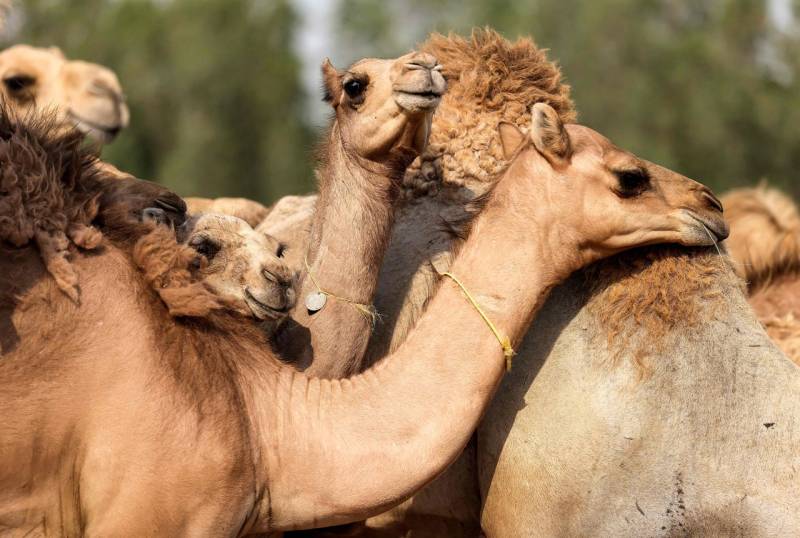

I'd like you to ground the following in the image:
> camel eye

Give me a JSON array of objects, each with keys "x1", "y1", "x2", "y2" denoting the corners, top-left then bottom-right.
[
  {"x1": 276, "y1": 242, "x2": 287, "y2": 258},
  {"x1": 343, "y1": 79, "x2": 363, "y2": 98},
  {"x1": 189, "y1": 236, "x2": 220, "y2": 261},
  {"x1": 614, "y1": 169, "x2": 650, "y2": 198},
  {"x1": 3, "y1": 75, "x2": 35, "y2": 93}
]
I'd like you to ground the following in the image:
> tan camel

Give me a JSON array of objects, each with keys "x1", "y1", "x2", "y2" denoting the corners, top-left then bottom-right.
[
  {"x1": 139, "y1": 208, "x2": 295, "y2": 323},
  {"x1": 0, "y1": 94, "x2": 725, "y2": 534},
  {"x1": 722, "y1": 185, "x2": 800, "y2": 364},
  {"x1": 0, "y1": 44, "x2": 129, "y2": 144},
  {"x1": 193, "y1": 51, "x2": 444, "y2": 373},
  {"x1": 184, "y1": 196, "x2": 271, "y2": 228},
  {"x1": 270, "y1": 51, "x2": 446, "y2": 377},
  {"x1": 281, "y1": 30, "x2": 800, "y2": 537}
]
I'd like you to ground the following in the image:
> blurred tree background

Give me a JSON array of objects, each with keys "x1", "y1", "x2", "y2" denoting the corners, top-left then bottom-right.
[{"x1": 4, "y1": 0, "x2": 799, "y2": 203}]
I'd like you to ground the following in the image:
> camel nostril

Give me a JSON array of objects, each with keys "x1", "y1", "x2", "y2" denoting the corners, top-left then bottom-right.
[
  {"x1": 701, "y1": 190, "x2": 724, "y2": 213},
  {"x1": 405, "y1": 53, "x2": 438, "y2": 71}
]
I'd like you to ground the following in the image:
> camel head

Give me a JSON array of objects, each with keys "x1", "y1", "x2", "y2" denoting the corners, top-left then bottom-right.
[
  {"x1": 496, "y1": 103, "x2": 729, "y2": 270},
  {"x1": 321, "y1": 50, "x2": 446, "y2": 161},
  {"x1": 144, "y1": 210, "x2": 295, "y2": 322},
  {"x1": 0, "y1": 45, "x2": 129, "y2": 144}
]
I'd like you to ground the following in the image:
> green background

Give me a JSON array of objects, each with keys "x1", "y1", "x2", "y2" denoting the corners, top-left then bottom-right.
[{"x1": 9, "y1": 0, "x2": 800, "y2": 204}]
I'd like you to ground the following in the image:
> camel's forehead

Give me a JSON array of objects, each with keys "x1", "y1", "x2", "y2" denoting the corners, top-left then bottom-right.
[
  {"x1": 347, "y1": 57, "x2": 394, "y2": 74},
  {"x1": 568, "y1": 124, "x2": 651, "y2": 169},
  {"x1": 0, "y1": 46, "x2": 64, "y2": 75},
  {"x1": 194, "y1": 214, "x2": 250, "y2": 234},
  {"x1": 193, "y1": 214, "x2": 271, "y2": 248}
]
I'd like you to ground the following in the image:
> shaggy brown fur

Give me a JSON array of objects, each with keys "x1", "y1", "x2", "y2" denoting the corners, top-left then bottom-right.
[
  {"x1": 586, "y1": 246, "x2": 744, "y2": 375},
  {"x1": 0, "y1": 110, "x2": 104, "y2": 302},
  {"x1": 401, "y1": 28, "x2": 575, "y2": 198},
  {"x1": 0, "y1": 107, "x2": 188, "y2": 305},
  {"x1": 132, "y1": 225, "x2": 227, "y2": 318},
  {"x1": 721, "y1": 185, "x2": 800, "y2": 291}
]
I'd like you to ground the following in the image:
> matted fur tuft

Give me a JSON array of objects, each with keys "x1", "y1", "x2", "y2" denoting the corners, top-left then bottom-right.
[
  {"x1": 0, "y1": 106, "x2": 104, "y2": 302},
  {"x1": 585, "y1": 246, "x2": 744, "y2": 375},
  {"x1": 0, "y1": 105, "x2": 188, "y2": 303},
  {"x1": 400, "y1": 28, "x2": 575, "y2": 199},
  {"x1": 132, "y1": 225, "x2": 229, "y2": 318},
  {"x1": 721, "y1": 184, "x2": 800, "y2": 291}
]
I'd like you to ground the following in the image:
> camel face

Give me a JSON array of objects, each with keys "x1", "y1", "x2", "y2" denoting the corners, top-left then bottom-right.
[
  {"x1": 0, "y1": 45, "x2": 128, "y2": 144},
  {"x1": 497, "y1": 103, "x2": 728, "y2": 267},
  {"x1": 321, "y1": 51, "x2": 446, "y2": 159},
  {"x1": 176, "y1": 213, "x2": 295, "y2": 321}
]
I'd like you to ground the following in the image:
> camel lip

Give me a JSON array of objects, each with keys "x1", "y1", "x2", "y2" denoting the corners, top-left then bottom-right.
[
  {"x1": 393, "y1": 87, "x2": 445, "y2": 99},
  {"x1": 392, "y1": 90, "x2": 442, "y2": 112},
  {"x1": 67, "y1": 110, "x2": 124, "y2": 141},
  {"x1": 685, "y1": 210, "x2": 729, "y2": 242},
  {"x1": 244, "y1": 287, "x2": 289, "y2": 321}
]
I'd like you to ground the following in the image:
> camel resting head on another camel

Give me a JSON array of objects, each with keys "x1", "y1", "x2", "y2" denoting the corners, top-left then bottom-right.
[
  {"x1": 0, "y1": 44, "x2": 128, "y2": 144},
  {"x1": 137, "y1": 209, "x2": 295, "y2": 323}
]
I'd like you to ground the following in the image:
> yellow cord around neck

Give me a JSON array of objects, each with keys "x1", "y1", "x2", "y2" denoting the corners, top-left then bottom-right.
[
  {"x1": 304, "y1": 255, "x2": 379, "y2": 327},
  {"x1": 437, "y1": 270, "x2": 516, "y2": 371}
]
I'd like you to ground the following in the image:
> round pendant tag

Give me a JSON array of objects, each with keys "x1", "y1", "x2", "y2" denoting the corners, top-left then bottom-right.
[{"x1": 305, "y1": 291, "x2": 327, "y2": 313}]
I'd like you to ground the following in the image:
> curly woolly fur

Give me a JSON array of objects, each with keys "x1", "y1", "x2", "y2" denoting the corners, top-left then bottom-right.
[
  {"x1": 0, "y1": 106, "x2": 105, "y2": 302},
  {"x1": 0, "y1": 106, "x2": 238, "y2": 321},
  {"x1": 400, "y1": 28, "x2": 576, "y2": 200},
  {"x1": 0, "y1": 108, "x2": 279, "y2": 402},
  {"x1": 721, "y1": 184, "x2": 800, "y2": 292}
]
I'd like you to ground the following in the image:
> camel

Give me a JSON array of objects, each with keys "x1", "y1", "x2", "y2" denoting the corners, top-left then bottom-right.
[
  {"x1": 138, "y1": 209, "x2": 295, "y2": 324},
  {"x1": 268, "y1": 50, "x2": 446, "y2": 377},
  {"x1": 192, "y1": 51, "x2": 445, "y2": 374},
  {"x1": 2, "y1": 44, "x2": 128, "y2": 142},
  {"x1": 0, "y1": 44, "x2": 128, "y2": 144},
  {"x1": 722, "y1": 185, "x2": 800, "y2": 364},
  {"x1": 0, "y1": 96, "x2": 724, "y2": 534},
  {"x1": 184, "y1": 196, "x2": 271, "y2": 228},
  {"x1": 271, "y1": 31, "x2": 800, "y2": 537}
]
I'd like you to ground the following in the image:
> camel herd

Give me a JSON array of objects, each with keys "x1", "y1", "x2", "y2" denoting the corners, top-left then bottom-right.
[{"x1": 2, "y1": 29, "x2": 800, "y2": 538}]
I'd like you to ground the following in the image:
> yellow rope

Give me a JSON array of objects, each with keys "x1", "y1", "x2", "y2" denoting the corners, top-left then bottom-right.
[
  {"x1": 438, "y1": 271, "x2": 516, "y2": 371},
  {"x1": 304, "y1": 255, "x2": 378, "y2": 327}
]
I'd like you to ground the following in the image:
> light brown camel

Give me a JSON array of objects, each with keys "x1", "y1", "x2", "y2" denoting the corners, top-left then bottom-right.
[
  {"x1": 194, "y1": 51, "x2": 445, "y2": 375},
  {"x1": 0, "y1": 96, "x2": 723, "y2": 534},
  {"x1": 280, "y1": 30, "x2": 800, "y2": 537},
  {"x1": 722, "y1": 185, "x2": 800, "y2": 364},
  {"x1": 271, "y1": 51, "x2": 446, "y2": 377},
  {"x1": 0, "y1": 44, "x2": 129, "y2": 144},
  {"x1": 139, "y1": 209, "x2": 295, "y2": 323},
  {"x1": 184, "y1": 196, "x2": 271, "y2": 228}
]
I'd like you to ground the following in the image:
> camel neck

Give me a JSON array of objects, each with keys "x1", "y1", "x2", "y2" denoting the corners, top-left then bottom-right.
[
  {"x1": 256, "y1": 197, "x2": 562, "y2": 532},
  {"x1": 282, "y1": 125, "x2": 403, "y2": 377}
]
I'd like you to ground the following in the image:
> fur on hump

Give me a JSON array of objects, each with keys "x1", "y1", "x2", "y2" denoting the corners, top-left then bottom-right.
[
  {"x1": 721, "y1": 184, "x2": 800, "y2": 292},
  {"x1": 584, "y1": 246, "x2": 744, "y2": 376},
  {"x1": 401, "y1": 27, "x2": 576, "y2": 200}
]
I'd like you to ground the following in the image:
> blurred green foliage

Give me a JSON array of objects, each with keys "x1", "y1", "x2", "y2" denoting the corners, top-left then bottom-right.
[
  {"x1": 7, "y1": 0, "x2": 800, "y2": 202},
  {"x1": 11, "y1": 0, "x2": 315, "y2": 202}
]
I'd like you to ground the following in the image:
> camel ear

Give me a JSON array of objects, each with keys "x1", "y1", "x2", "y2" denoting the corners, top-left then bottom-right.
[
  {"x1": 529, "y1": 103, "x2": 571, "y2": 165},
  {"x1": 321, "y1": 58, "x2": 341, "y2": 106},
  {"x1": 498, "y1": 122, "x2": 526, "y2": 160}
]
